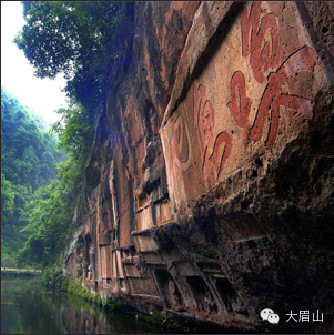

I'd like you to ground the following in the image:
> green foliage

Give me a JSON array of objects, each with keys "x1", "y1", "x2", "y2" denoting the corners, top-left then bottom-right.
[
  {"x1": 67, "y1": 277, "x2": 102, "y2": 304},
  {"x1": 42, "y1": 271, "x2": 104, "y2": 306},
  {"x1": 1, "y1": 89, "x2": 63, "y2": 190},
  {"x1": 66, "y1": 277, "x2": 121, "y2": 310},
  {"x1": 15, "y1": 1, "x2": 132, "y2": 114},
  {"x1": 42, "y1": 267, "x2": 69, "y2": 290},
  {"x1": 18, "y1": 104, "x2": 93, "y2": 268},
  {"x1": 1, "y1": 173, "x2": 14, "y2": 216},
  {"x1": 74, "y1": 263, "x2": 83, "y2": 277},
  {"x1": 1, "y1": 89, "x2": 64, "y2": 265},
  {"x1": 18, "y1": 160, "x2": 83, "y2": 266},
  {"x1": 11, "y1": 1, "x2": 132, "y2": 271},
  {"x1": 51, "y1": 105, "x2": 92, "y2": 162},
  {"x1": 18, "y1": 180, "x2": 71, "y2": 266},
  {"x1": 10, "y1": 0, "x2": 131, "y2": 278}
]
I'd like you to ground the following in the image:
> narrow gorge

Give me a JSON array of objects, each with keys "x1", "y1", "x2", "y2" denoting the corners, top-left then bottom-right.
[{"x1": 63, "y1": 2, "x2": 333, "y2": 333}]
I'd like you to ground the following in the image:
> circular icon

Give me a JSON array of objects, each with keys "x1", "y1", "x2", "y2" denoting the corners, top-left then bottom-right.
[
  {"x1": 260, "y1": 308, "x2": 274, "y2": 321},
  {"x1": 268, "y1": 313, "x2": 280, "y2": 324}
]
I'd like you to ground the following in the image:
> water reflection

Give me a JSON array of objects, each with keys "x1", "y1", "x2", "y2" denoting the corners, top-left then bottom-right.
[
  {"x1": 61, "y1": 299, "x2": 112, "y2": 334},
  {"x1": 1, "y1": 277, "x2": 167, "y2": 334}
]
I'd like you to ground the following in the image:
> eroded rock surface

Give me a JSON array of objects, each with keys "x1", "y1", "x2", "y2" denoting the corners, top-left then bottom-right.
[{"x1": 65, "y1": 2, "x2": 334, "y2": 332}]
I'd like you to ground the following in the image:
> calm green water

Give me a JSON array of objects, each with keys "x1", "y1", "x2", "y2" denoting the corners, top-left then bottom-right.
[{"x1": 1, "y1": 276, "x2": 168, "y2": 334}]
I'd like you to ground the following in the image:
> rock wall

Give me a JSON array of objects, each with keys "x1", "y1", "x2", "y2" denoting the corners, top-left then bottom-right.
[{"x1": 65, "y1": 2, "x2": 334, "y2": 332}]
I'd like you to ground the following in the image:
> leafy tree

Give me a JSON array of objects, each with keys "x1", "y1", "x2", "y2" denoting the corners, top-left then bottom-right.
[{"x1": 15, "y1": 1, "x2": 132, "y2": 114}]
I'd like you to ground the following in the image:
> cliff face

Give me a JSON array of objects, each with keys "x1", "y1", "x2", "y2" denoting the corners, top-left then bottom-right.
[{"x1": 65, "y1": 2, "x2": 334, "y2": 332}]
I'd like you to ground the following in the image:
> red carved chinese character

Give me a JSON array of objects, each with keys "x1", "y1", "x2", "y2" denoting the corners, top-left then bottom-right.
[
  {"x1": 241, "y1": 1, "x2": 261, "y2": 58},
  {"x1": 170, "y1": 111, "x2": 192, "y2": 171},
  {"x1": 251, "y1": 47, "x2": 316, "y2": 149},
  {"x1": 203, "y1": 132, "x2": 232, "y2": 188},
  {"x1": 194, "y1": 84, "x2": 232, "y2": 185},
  {"x1": 242, "y1": 1, "x2": 281, "y2": 83},
  {"x1": 194, "y1": 84, "x2": 215, "y2": 149},
  {"x1": 209, "y1": 132, "x2": 232, "y2": 180},
  {"x1": 227, "y1": 71, "x2": 251, "y2": 129}
]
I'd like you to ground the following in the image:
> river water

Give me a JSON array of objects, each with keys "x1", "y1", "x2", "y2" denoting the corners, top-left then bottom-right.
[{"x1": 1, "y1": 276, "x2": 169, "y2": 334}]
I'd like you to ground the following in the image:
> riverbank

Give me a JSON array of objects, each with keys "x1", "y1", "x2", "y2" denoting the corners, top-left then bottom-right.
[
  {"x1": 1, "y1": 268, "x2": 42, "y2": 277},
  {"x1": 60, "y1": 276, "x2": 241, "y2": 334},
  {"x1": 1, "y1": 275, "x2": 169, "y2": 334},
  {"x1": 40, "y1": 268, "x2": 231, "y2": 333}
]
